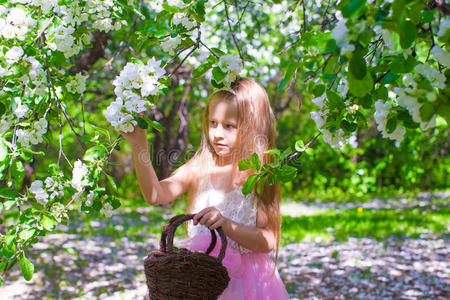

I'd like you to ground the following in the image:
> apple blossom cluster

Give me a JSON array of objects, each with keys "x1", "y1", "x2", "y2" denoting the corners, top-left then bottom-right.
[
  {"x1": 309, "y1": 78, "x2": 355, "y2": 148},
  {"x1": 0, "y1": 115, "x2": 14, "y2": 137},
  {"x1": 374, "y1": 100, "x2": 406, "y2": 142},
  {"x1": 331, "y1": 13, "x2": 355, "y2": 56},
  {"x1": 173, "y1": 13, "x2": 195, "y2": 30},
  {"x1": 160, "y1": 37, "x2": 182, "y2": 55},
  {"x1": 217, "y1": 54, "x2": 243, "y2": 88},
  {"x1": 5, "y1": 0, "x2": 126, "y2": 59},
  {"x1": 431, "y1": 45, "x2": 450, "y2": 69},
  {"x1": 391, "y1": 66, "x2": 443, "y2": 131},
  {"x1": 100, "y1": 202, "x2": 114, "y2": 218},
  {"x1": 66, "y1": 73, "x2": 88, "y2": 95},
  {"x1": 71, "y1": 159, "x2": 90, "y2": 193},
  {"x1": 104, "y1": 58, "x2": 166, "y2": 132},
  {"x1": 15, "y1": 117, "x2": 48, "y2": 148},
  {"x1": 29, "y1": 177, "x2": 64, "y2": 206},
  {"x1": 0, "y1": 5, "x2": 37, "y2": 41}
]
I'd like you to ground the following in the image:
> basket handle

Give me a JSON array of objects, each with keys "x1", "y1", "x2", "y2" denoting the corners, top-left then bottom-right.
[{"x1": 159, "y1": 214, "x2": 228, "y2": 264}]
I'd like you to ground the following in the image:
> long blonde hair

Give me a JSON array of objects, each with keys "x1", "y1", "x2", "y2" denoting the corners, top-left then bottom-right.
[{"x1": 181, "y1": 77, "x2": 282, "y2": 270}]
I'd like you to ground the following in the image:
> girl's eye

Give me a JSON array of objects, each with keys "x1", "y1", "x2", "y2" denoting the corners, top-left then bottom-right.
[
  {"x1": 210, "y1": 120, "x2": 216, "y2": 126},
  {"x1": 226, "y1": 124, "x2": 236, "y2": 129}
]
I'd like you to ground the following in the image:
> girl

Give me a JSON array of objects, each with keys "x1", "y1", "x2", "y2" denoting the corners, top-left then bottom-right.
[{"x1": 121, "y1": 77, "x2": 290, "y2": 299}]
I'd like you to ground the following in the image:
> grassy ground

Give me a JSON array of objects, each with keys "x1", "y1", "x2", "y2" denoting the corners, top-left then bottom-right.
[{"x1": 39, "y1": 192, "x2": 448, "y2": 248}]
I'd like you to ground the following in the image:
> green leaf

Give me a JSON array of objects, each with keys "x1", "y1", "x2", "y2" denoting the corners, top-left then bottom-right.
[
  {"x1": 136, "y1": 117, "x2": 148, "y2": 129},
  {"x1": 106, "y1": 173, "x2": 118, "y2": 192},
  {"x1": 151, "y1": 120, "x2": 163, "y2": 132},
  {"x1": 342, "y1": 0, "x2": 365, "y2": 18},
  {"x1": 305, "y1": 148, "x2": 314, "y2": 155},
  {"x1": 212, "y1": 67, "x2": 227, "y2": 82},
  {"x1": 382, "y1": 72, "x2": 398, "y2": 84},
  {"x1": 374, "y1": 86, "x2": 388, "y2": 101},
  {"x1": 209, "y1": 48, "x2": 224, "y2": 57},
  {"x1": 341, "y1": 120, "x2": 357, "y2": 133},
  {"x1": 324, "y1": 55, "x2": 339, "y2": 74},
  {"x1": 42, "y1": 215, "x2": 56, "y2": 231},
  {"x1": 295, "y1": 140, "x2": 305, "y2": 152},
  {"x1": 312, "y1": 84, "x2": 326, "y2": 97},
  {"x1": 419, "y1": 102, "x2": 434, "y2": 122},
  {"x1": 348, "y1": 71, "x2": 373, "y2": 97},
  {"x1": 0, "y1": 139, "x2": 7, "y2": 162},
  {"x1": 437, "y1": 101, "x2": 450, "y2": 125},
  {"x1": 20, "y1": 256, "x2": 34, "y2": 281},
  {"x1": 3, "y1": 241, "x2": 16, "y2": 259},
  {"x1": 326, "y1": 90, "x2": 345, "y2": 109},
  {"x1": 408, "y1": 2, "x2": 424, "y2": 25},
  {"x1": 251, "y1": 153, "x2": 261, "y2": 171},
  {"x1": 267, "y1": 174, "x2": 275, "y2": 186},
  {"x1": 191, "y1": 2, "x2": 205, "y2": 22},
  {"x1": 83, "y1": 145, "x2": 108, "y2": 162},
  {"x1": 239, "y1": 154, "x2": 261, "y2": 171},
  {"x1": 48, "y1": 163, "x2": 61, "y2": 176},
  {"x1": 19, "y1": 228, "x2": 36, "y2": 242},
  {"x1": 278, "y1": 63, "x2": 300, "y2": 92},
  {"x1": 399, "y1": 20, "x2": 417, "y2": 49},
  {"x1": 264, "y1": 148, "x2": 281, "y2": 156},
  {"x1": 242, "y1": 174, "x2": 258, "y2": 195},
  {"x1": 358, "y1": 94, "x2": 373, "y2": 109},
  {"x1": 256, "y1": 176, "x2": 266, "y2": 194},
  {"x1": 3, "y1": 199, "x2": 16, "y2": 209},
  {"x1": 211, "y1": 79, "x2": 224, "y2": 89},
  {"x1": 349, "y1": 51, "x2": 367, "y2": 80},
  {"x1": 192, "y1": 62, "x2": 213, "y2": 78},
  {"x1": 11, "y1": 160, "x2": 25, "y2": 182},
  {"x1": 386, "y1": 117, "x2": 397, "y2": 134},
  {"x1": 273, "y1": 165, "x2": 298, "y2": 183}
]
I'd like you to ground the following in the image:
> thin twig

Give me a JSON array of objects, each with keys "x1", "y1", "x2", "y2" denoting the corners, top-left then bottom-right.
[{"x1": 224, "y1": 0, "x2": 244, "y2": 63}]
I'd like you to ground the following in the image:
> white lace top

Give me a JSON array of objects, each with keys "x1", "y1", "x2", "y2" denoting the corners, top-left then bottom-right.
[{"x1": 187, "y1": 175, "x2": 258, "y2": 253}]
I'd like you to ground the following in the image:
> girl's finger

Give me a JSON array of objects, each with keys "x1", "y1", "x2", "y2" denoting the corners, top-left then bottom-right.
[
  {"x1": 209, "y1": 220, "x2": 223, "y2": 230},
  {"x1": 193, "y1": 209, "x2": 209, "y2": 225}
]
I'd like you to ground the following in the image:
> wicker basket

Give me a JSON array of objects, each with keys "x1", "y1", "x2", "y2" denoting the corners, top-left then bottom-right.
[{"x1": 144, "y1": 214, "x2": 230, "y2": 300}]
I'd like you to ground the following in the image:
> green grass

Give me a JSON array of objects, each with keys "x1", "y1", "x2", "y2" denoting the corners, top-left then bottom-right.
[{"x1": 280, "y1": 206, "x2": 449, "y2": 246}]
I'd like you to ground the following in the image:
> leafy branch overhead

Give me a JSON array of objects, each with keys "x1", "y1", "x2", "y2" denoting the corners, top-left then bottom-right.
[{"x1": 0, "y1": 0, "x2": 449, "y2": 285}]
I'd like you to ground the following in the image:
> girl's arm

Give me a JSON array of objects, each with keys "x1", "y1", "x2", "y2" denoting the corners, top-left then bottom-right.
[
  {"x1": 122, "y1": 125, "x2": 191, "y2": 206},
  {"x1": 222, "y1": 203, "x2": 276, "y2": 253}
]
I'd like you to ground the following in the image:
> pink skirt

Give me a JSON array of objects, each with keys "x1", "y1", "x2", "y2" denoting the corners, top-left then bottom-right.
[{"x1": 145, "y1": 233, "x2": 290, "y2": 300}]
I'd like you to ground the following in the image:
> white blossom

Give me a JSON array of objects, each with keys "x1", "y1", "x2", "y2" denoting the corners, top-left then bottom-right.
[
  {"x1": 66, "y1": 72, "x2": 88, "y2": 94},
  {"x1": 44, "y1": 177, "x2": 64, "y2": 199},
  {"x1": 431, "y1": 45, "x2": 450, "y2": 69},
  {"x1": 310, "y1": 111, "x2": 326, "y2": 129},
  {"x1": 5, "y1": 46, "x2": 23, "y2": 64},
  {"x1": 436, "y1": 18, "x2": 450, "y2": 37},
  {"x1": 167, "y1": 0, "x2": 184, "y2": 8},
  {"x1": 173, "y1": 13, "x2": 195, "y2": 30},
  {"x1": 14, "y1": 97, "x2": 29, "y2": 119},
  {"x1": 30, "y1": 180, "x2": 49, "y2": 205},
  {"x1": 374, "y1": 100, "x2": 405, "y2": 142},
  {"x1": 72, "y1": 159, "x2": 89, "y2": 192},
  {"x1": 312, "y1": 94, "x2": 326, "y2": 108},
  {"x1": 106, "y1": 58, "x2": 165, "y2": 131},
  {"x1": 100, "y1": 202, "x2": 113, "y2": 217},
  {"x1": 415, "y1": 63, "x2": 446, "y2": 89},
  {"x1": 331, "y1": 18, "x2": 354, "y2": 55},
  {"x1": 160, "y1": 37, "x2": 181, "y2": 55}
]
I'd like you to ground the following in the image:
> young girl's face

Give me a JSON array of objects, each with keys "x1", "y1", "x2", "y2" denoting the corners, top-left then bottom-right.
[{"x1": 208, "y1": 98, "x2": 239, "y2": 162}]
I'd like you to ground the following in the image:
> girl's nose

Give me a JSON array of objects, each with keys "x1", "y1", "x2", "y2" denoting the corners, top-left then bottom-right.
[{"x1": 213, "y1": 125, "x2": 225, "y2": 139}]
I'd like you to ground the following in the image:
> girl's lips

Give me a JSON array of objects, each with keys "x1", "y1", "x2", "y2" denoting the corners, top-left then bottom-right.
[{"x1": 215, "y1": 143, "x2": 226, "y2": 146}]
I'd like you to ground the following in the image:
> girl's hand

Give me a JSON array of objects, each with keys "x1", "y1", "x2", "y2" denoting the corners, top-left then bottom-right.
[
  {"x1": 193, "y1": 207, "x2": 229, "y2": 230},
  {"x1": 119, "y1": 113, "x2": 148, "y2": 149}
]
